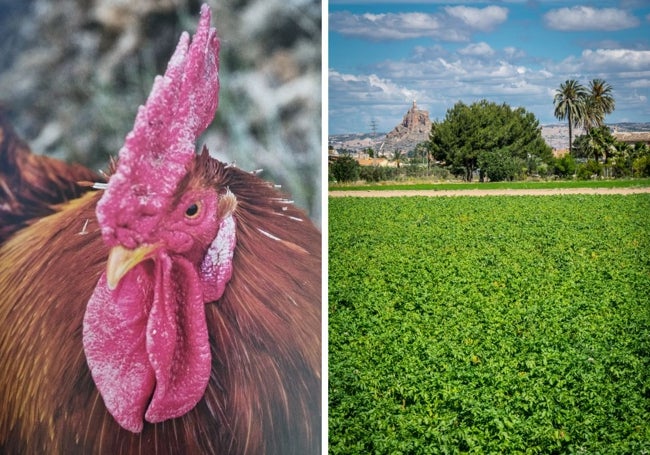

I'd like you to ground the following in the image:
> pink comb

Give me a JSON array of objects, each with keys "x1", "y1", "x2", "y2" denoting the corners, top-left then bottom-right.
[{"x1": 97, "y1": 4, "x2": 220, "y2": 247}]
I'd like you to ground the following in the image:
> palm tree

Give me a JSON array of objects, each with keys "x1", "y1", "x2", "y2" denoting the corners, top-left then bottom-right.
[
  {"x1": 553, "y1": 79, "x2": 588, "y2": 153},
  {"x1": 583, "y1": 79, "x2": 615, "y2": 131}
]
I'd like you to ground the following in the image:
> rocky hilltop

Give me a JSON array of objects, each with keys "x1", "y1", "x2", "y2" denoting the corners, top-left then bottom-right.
[{"x1": 382, "y1": 100, "x2": 432, "y2": 152}]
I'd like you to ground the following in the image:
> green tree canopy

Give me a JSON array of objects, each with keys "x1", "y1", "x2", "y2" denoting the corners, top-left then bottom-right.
[
  {"x1": 330, "y1": 155, "x2": 360, "y2": 182},
  {"x1": 553, "y1": 153, "x2": 577, "y2": 178},
  {"x1": 478, "y1": 148, "x2": 524, "y2": 181},
  {"x1": 429, "y1": 100, "x2": 552, "y2": 181}
]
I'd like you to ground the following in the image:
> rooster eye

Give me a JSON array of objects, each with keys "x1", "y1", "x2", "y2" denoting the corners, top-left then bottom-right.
[{"x1": 185, "y1": 202, "x2": 200, "y2": 218}]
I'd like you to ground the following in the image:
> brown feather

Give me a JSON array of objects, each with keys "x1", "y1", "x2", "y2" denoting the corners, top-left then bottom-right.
[
  {"x1": 0, "y1": 112, "x2": 100, "y2": 244},
  {"x1": 0, "y1": 150, "x2": 321, "y2": 454}
]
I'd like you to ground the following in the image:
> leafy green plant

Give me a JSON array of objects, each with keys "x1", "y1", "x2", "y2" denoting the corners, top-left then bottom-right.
[
  {"x1": 329, "y1": 195, "x2": 650, "y2": 454},
  {"x1": 552, "y1": 154, "x2": 577, "y2": 178},
  {"x1": 576, "y1": 160, "x2": 603, "y2": 180},
  {"x1": 633, "y1": 156, "x2": 650, "y2": 178},
  {"x1": 359, "y1": 165, "x2": 400, "y2": 182}
]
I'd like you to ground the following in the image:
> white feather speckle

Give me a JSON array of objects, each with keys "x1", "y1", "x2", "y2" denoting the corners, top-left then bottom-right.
[{"x1": 257, "y1": 228, "x2": 282, "y2": 242}]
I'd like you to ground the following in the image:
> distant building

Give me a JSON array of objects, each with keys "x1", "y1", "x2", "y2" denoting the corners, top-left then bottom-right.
[
  {"x1": 612, "y1": 131, "x2": 650, "y2": 146},
  {"x1": 357, "y1": 157, "x2": 394, "y2": 167}
]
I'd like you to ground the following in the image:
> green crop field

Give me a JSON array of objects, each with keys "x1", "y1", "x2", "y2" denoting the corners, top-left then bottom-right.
[
  {"x1": 329, "y1": 178, "x2": 650, "y2": 192},
  {"x1": 329, "y1": 195, "x2": 650, "y2": 454}
]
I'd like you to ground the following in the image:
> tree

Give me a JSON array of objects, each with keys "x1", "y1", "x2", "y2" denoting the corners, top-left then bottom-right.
[
  {"x1": 610, "y1": 141, "x2": 633, "y2": 177},
  {"x1": 553, "y1": 79, "x2": 588, "y2": 153},
  {"x1": 576, "y1": 160, "x2": 603, "y2": 180},
  {"x1": 553, "y1": 153, "x2": 577, "y2": 178},
  {"x1": 429, "y1": 100, "x2": 552, "y2": 182},
  {"x1": 582, "y1": 79, "x2": 615, "y2": 131},
  {"x1": 573, "y1": 126, "x2": 617, "y2": 163},
  {"x1": 632, "y1": 143, "x2": 650, "y2": 177},
  {"x1": 330, "y1": 156, "x2": 359, "y2": 182},
  {"x1": 478, "y1": 148, "x2": 523, "y2": 181},
  {"x1": 428, "y1": 101, "x2": 478, "y2": 181}
]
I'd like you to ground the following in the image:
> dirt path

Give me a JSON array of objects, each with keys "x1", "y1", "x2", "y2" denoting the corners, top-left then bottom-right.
[{"x1": 329, "y1": 187, "x2": 650, "y2": 198}]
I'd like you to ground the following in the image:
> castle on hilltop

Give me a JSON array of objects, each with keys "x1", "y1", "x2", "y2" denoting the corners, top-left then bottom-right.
[{"x1": 383, "y1": 100, "x2": 432, "y2": 152}]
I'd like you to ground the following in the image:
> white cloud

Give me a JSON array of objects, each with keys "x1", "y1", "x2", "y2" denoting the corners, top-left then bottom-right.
[
  {"x1": 330, "y1": 6, "x2": 508, "y2": 41},
  {"x1": 581, "y1": 49, "x2": 650, "y2": 70},
  {"x1": 543, "y1": 6, "x2": 640, "y2": 31},
  {"x1": 411, "y1": 45, "x2": 449, "y2": 59},
  {"x1": 329, "y1": 70, "x2": 419, "y2": 102},
  {"x1": 628, "y1": 79, "x2": 650, "y2": 89},
  {"x1": 329, "y1": 11, "x2": 459, "y2": 41},
  {"x1": 368, "y1": 74, "x2": 419, "y2": 100},
  {"x1": 443, "y1": 5, "x2": 508, "y2": 32},
  {"x1": 435, "y1": 58, "x2": 467, "y2": 75},
  {"x1": 459, "y1": 42, "x2": 495, "y2": 57},
  {"x1": 504, "y1": 46, "x2": 526, "y2": 59},
  {"x1": 556, "y1": 49, "x2": 650, "y2": 73},
  {"x1": 377, "y1": 50, "x2": 552, "y2": 108}
]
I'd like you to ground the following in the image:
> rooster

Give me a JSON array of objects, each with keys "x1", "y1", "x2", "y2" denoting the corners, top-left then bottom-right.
[{"x1": 0, "y1": 5, "x2": 321, "y2": 454}]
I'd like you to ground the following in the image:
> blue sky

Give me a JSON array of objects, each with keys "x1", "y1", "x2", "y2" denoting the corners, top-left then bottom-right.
[{"x1": 328, "y1": 1, "x2": 650, "y2": 134}]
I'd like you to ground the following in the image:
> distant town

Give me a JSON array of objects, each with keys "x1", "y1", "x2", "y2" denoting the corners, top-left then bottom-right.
[{"x1": 329, "y1": 121, "x2": 650, "y2": 157}]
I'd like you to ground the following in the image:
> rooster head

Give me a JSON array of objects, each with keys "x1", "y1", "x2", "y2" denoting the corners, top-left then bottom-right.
[{"x1": 82, "y1": 4, "x2": 236, "y2": 433}]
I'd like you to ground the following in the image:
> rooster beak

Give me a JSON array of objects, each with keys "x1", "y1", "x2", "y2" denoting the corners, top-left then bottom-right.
[{"x1": 106, "y1": 244, "x2": 159, "y2": 290}]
